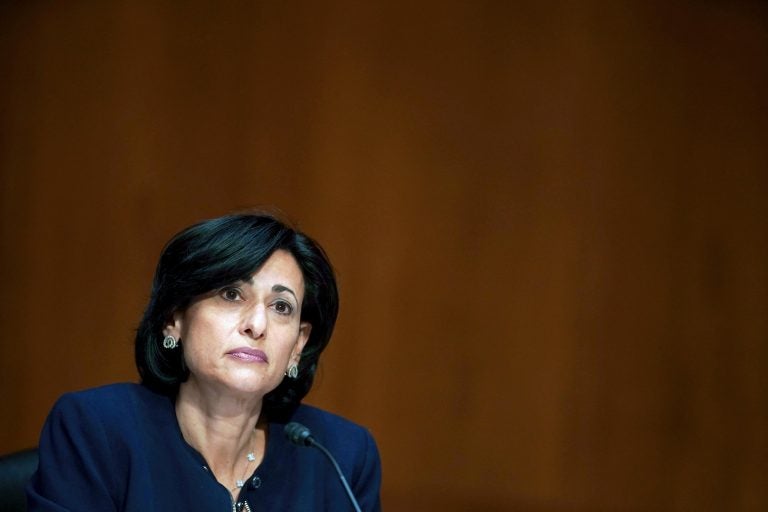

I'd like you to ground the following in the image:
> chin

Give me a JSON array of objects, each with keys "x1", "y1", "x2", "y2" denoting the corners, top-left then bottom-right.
[{"x1": 224, "y1": 373, "x2": 279, "y2": 396}]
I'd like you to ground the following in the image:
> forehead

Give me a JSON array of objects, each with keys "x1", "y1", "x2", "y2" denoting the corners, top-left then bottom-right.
[{"x1": 247, "y1": 250, "x2": 305, "y2": 296}]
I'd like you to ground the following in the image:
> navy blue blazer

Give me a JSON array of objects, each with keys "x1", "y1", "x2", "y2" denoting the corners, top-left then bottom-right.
[{"x1": 27, "y1": 383, "x2": 381, "y2": 511}]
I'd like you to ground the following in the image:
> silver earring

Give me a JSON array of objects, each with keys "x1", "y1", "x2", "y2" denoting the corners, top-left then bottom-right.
[
  {"x1": 162, "y1": 335, "x2": 178, "y2": 349},
  {"x1": 286, "y1": 364, "x2": 298, "y2": 379}
]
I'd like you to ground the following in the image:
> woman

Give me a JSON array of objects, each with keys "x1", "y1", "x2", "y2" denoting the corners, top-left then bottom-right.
[{"x1": 27, "y1": 213, "x2": 382, "y2": 511}]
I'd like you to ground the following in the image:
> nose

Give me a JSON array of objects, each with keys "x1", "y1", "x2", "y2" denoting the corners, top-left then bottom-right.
[{"x1": 241, "y1": 303, "x2": 267, "y2": 339}]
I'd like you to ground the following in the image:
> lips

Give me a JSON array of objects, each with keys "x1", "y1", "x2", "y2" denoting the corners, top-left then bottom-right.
[{"x1": 226, "y1": 347, "x2": 268, "y2": 363}]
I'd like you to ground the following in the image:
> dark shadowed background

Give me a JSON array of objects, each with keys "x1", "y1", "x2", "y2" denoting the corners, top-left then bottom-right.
[{"x1": 1, "y1": 1, "x2": 766, "y2": 510}]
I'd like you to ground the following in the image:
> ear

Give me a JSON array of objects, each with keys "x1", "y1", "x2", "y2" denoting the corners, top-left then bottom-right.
[
  {"x1": 292, "y1": 322, "x2": 312, "y2": 362},
  {"x1": 162, "y1": 310, "x2": 184, "y2": 339}
]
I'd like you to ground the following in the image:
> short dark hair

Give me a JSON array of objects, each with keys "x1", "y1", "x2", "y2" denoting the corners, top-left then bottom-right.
[{"x1": 135, "y1": 212, "x2": 339, "y2": 418}]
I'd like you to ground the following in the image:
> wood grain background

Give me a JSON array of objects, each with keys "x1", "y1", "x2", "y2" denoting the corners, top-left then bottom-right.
[{"x1": 1, "y1": 1, "x2": 766, "y2": 510}]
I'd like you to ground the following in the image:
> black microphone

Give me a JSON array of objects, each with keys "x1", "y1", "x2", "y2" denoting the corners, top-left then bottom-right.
[{"x1": 284, "y1": 422, "x2": 362, "y2": 512}]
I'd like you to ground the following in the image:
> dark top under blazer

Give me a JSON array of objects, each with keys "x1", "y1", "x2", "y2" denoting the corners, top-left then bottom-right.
[{"x1": 27, "y1": 383, "x2": 382, "y2": 511}]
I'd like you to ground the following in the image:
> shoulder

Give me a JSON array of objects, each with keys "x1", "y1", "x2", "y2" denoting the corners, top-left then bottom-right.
[
  {"x1": 286, "y1": 404, "x2": 382, "y2": 509},
  {"x1": 31, "y1": 384, "x2": 177, "y2": 509},
  {"x1": 53, "y1": 382, "x2": 156, "y2": 408},
  {"x1": 287, "y1": 404, "x2": 380, "y2": 468},
  {"x1": 40, "y1": 383, "x2": 178, "y2": 475},
  {"x1": 49, "y1": 382, "x2": 170, "y2": 426},
  {"x1": 290, "y1": 404, "x2": 374, "y2": 442}
]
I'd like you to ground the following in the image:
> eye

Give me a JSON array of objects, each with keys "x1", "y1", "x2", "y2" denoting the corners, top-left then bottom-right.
[
  {"x1": 220, "y1": 287, "x2": 243, "y2": 302},
  {"x1": 272, "y1": 300, "x2": 294, "y2": 315}
]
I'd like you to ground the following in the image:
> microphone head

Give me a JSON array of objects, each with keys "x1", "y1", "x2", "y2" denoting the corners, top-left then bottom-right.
[{"x1": 284, "y1": 422, "x2": 313, "y2": 446}]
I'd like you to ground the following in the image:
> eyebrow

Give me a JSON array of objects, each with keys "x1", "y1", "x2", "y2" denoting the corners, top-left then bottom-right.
[
  {"x1": 272, "y1": 284, "x2": 298, "y2": 302},
  {"x1": 243, "y1": 277, "x2": 299, "y2": 302}
]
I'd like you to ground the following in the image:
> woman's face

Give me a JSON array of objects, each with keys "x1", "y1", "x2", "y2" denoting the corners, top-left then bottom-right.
[{"x1": 165, "y1": 249, "x2": 311, "y2": 399}]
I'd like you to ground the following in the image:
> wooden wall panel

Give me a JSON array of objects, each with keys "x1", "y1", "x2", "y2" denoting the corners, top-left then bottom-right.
[{"x1": 1, "y1": 1, "x2": 766, "y2": 510}]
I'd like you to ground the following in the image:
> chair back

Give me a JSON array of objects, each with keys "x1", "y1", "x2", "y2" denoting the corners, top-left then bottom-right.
[{"x1": 0, "y1": 448, "x2": 38, "y2": 512}]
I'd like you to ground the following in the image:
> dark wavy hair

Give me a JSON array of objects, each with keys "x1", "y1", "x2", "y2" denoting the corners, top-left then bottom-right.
[{"x1": 135, "y1": 212, "x2": 339, "y2": 419}]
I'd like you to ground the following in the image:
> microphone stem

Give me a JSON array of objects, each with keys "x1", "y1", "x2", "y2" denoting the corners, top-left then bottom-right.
[{"x1": 308, "y1": 439, "x2": 362, "y2": 512}]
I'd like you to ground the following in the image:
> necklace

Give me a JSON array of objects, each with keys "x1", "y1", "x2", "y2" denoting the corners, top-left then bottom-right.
[
  {"x1": 231, "y1": 432, "x2": 258, "y2": 491},
  {"x1": 233, "y1": 451, "x2": 256, "y2": 489}
]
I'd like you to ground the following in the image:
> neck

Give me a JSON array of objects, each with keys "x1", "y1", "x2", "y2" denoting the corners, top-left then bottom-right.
[{"x1": 175, "y1": 378, "x2": 267, "y2": 494}]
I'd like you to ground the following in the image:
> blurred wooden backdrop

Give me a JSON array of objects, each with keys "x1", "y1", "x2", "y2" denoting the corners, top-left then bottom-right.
[{"x1": 1, "y1": 1, "x2": 766, "y2": 510}]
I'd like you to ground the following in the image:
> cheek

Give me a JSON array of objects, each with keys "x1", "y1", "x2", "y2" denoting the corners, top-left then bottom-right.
[
  {"x1": 179, "y1": 316, "x2": 222, "y2": 361},
  {"x1": 181, "y1": 307, "x2": 231, "y2": 340},
  {"x1": 273, "y1": 328, "x2": 302, "y2": 358}
]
